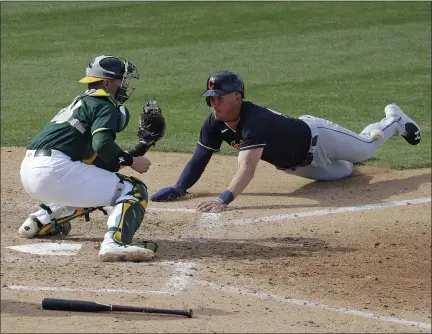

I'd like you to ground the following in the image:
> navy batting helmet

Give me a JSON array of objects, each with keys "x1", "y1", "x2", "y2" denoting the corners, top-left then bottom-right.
[{"x1": 201, "y1": 71, "x2": 244, "y2": 106}]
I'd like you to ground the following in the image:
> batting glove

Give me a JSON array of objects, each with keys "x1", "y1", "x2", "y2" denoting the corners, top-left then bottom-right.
[{"x1": 150, "y1": 186, "x2": 186, "y2": 201}]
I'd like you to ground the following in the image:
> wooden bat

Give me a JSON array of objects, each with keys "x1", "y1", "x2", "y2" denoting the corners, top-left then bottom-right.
[{"x1": 41, "y1": 298, "x2": 193, "y2": 318}]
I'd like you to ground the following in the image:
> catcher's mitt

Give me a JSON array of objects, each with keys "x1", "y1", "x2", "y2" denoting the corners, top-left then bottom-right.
[{"x1": 138, "y1": 99, "x2": 166, "y2": 145}]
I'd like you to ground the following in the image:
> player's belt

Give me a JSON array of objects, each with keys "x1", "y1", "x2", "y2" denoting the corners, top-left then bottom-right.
[
  {"x1": 298, "y1": 135, "x2": 318, "y2": 167},
  {"x1": 26, "y1": 149, "x2": 67, "y2": 158},
  {"x1": 33, "y1": 149, "x2": 52, "y2": 157}
]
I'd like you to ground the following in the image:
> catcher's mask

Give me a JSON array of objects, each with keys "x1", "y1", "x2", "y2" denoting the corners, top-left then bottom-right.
[
  {"x1": 79, "y1": 55, "x2": 139, "y2": 104},
  {"x1": 201, "y1": 71, "x2": 244, "y2": 107}
]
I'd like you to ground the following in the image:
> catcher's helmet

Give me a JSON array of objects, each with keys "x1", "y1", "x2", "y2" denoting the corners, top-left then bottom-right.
[
  {"x1": 201, "y1": 71, "x2": 244, "y2": 106},
  {"x1": 79, "y1": 55, "x2": 139, "y2": 104}
]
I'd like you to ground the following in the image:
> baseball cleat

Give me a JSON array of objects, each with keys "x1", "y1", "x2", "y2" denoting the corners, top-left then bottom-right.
[
  {"x1": 384, "y1": 103, "x2": 421, "y2": 145},
  {"x1": 18, "y1": 217, "x2": 41, "y2": 238},
  {"x1": 98, "y1": 241, "x2": 155, "y2": 262}
]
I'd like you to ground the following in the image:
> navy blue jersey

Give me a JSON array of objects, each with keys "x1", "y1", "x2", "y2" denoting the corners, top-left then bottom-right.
[{"x1": 198, "y1": 101, "x2": 312, "y2": 169}]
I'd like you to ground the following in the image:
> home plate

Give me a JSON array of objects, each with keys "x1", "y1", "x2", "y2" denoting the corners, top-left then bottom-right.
[{"x1": 7, "y1": 243, "x2": 82, "y2": 256}]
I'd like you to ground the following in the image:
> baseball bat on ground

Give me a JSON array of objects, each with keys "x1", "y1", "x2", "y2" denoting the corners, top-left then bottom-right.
[{"x1": 41, "y1": 298, "x2": 193, "y2": 318}]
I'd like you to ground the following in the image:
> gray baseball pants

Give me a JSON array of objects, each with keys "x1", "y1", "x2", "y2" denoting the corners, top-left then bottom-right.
[{"x1": 284, "y1": 114, "x2": 403, "y2": 181}]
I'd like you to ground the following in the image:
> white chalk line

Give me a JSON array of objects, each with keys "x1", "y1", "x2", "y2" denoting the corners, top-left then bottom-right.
[
  {"x1": 164, "y1": 261, "x2": 195, "y2": 293},
  {"x1": 1, "y1": 284, "x2": 173, "y2": 295},
  {"x1": 199, "y1": 213, "x2": 223, "y2": 230},
  {"x1": 5, "y1": 278, "x2": 429, "y2": 329},
  {"x1": 149, "y1": 207, "x2": 223, "y2": 226},
  {"x1": 1, "y1": 261, "x2": 195, "y2": 296},
  {"x1": 195, "y1": 280, "x2": 431, "y2": 330},
  {"x1": 228, "y1": 197, "x2": 431, "y2": 225},
  {"x1": 149, "y1": 207, "x2": 197, "y2": 213},
  {"x1": 6, "y1": 198, "x2": 431, "y2": 327},
  {"x1": 149, "y1": 197, "x2": 431, "y2": 226}
]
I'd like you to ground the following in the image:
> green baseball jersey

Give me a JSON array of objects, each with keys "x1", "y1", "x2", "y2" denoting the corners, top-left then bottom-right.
[{"x1": 28, "y1": 89, "x2": 119, "y2": 161}]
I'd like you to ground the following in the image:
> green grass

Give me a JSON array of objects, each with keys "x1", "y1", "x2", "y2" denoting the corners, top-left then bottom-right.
[{"x1": 1, "y1": 2, "x2": 430, "y2": 169}]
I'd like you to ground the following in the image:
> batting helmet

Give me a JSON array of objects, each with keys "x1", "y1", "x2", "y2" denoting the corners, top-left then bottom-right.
[
  {"x1": 79, "y1": 55, "x2": 139, "y2": 104},
  {"x1": 201, "y1": 71, "x2": 244, "y2": 106}
]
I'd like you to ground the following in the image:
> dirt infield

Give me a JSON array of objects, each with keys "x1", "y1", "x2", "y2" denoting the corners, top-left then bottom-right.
[{"x1": 1, "y1": 147, "x2": 431, "y2": 333}]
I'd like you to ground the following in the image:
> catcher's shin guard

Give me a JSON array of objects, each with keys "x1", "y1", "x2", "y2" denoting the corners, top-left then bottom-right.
[
  {"x1": 107, "y1": 175, "x2": 150, "y2": 245},
  {"x1": 99, "y1": 174, "x2": 157, "y2": 262},
  {"x1": 110, "y1": 199, "x2": 146, "y2": 244}
]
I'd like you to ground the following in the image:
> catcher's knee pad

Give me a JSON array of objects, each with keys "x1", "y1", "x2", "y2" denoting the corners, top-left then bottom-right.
[
  {"x1": 114, "y1": 173, "x2": 148, "y2": 204},
  {"x1": 109, "y1": 174, "x2": 149, "y2": 245}
]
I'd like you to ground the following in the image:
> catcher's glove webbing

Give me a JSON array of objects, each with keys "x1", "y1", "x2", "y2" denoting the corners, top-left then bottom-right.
[
  {"x1": 128, "y1": 99, "x2": 166, "y2": 157},
  {"x1": 138, "y1": 99, "x2": 166, "y2": 145}
]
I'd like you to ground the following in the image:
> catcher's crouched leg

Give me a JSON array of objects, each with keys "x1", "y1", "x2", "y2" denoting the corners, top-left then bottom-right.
[
  {"x1": 18, "y1": 204, "x2": 105, "y2": 238},
  {"x1": 98, "y1": 174, "x2": 157, "y2": 262}
]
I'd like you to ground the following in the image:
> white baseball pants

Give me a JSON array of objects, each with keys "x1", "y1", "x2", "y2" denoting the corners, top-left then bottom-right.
[{"x1": 20, "y1": 150, "x2": 138, "y2": 234}]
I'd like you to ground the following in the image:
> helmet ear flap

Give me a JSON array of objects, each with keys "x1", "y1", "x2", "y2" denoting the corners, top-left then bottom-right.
[{"x1": 206, "y1": 96, "x2": 211, "y2": 107}]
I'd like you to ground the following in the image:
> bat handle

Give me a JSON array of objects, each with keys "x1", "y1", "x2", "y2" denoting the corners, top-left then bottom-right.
[
  {"x1": 112, "y1": 305, "x2": 193, "y2": 318},
  {"x1": 144, "y1": 308, "x2": 193, "y2": 318}
]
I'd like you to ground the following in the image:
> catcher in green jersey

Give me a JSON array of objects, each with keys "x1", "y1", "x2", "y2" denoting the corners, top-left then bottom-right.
[{"x1": 19, "y1": 55, "x2": 165, "y2": 262}]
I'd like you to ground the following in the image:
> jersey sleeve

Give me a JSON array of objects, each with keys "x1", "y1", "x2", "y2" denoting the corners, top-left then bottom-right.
[
  {"x1": 90, "y1": 103, "x2": 119, "y2": 136},
  {"x1": 198, "y1": 114, "x2": 223, "y2": 152},
  {"x1": 239, "y1": 117, "x2": 267, "y2": 151}
]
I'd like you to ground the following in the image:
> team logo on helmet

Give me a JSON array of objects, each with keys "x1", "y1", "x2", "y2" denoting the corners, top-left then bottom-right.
[{"x1": 208, "y1": 79, "x2": 215, "y2": 89}]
